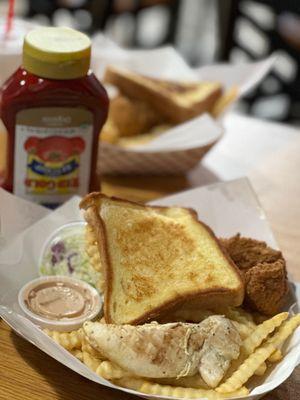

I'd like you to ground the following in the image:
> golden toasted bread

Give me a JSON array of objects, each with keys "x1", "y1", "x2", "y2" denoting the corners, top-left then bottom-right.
[
  {"x1": 104, "y1": 66, "x2": 222, "y2": 124},
  {"x1": 80, "y1": 193, "x2": 244, "y2": 325}
]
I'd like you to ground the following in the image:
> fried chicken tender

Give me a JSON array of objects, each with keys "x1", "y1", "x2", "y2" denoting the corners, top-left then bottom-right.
[
  {"x1": 220, "y1": 234, "x2": 282, "y2": 270},
  {"x1": 220, "y1": 234, "x2": 288, "y2": 315},
  {"x1": 84, "y1": 316, "x2": 241, "y2": 388},
  {"x1": 110, "y1": 95, "x2": 163, "y2": 137},
  {"x1": 101, "y1": 118, "x2": 120, "y2": 144},
  {"x1": 117, "y1": 124, "x2": 171, "y2": 147}
]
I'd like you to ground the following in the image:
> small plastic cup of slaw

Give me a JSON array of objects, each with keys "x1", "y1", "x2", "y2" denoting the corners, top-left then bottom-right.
[{"x1": 39, "y1": 221, "x2": 101, "y2": 290}]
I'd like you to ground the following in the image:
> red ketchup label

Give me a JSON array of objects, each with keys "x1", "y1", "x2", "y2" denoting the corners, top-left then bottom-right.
[
  {"x1": 13, "y1": 107, "x2": 93, "y2": 206},
  {"x1": 25, "y1": 136, "x2": 85, "y2": 194}
]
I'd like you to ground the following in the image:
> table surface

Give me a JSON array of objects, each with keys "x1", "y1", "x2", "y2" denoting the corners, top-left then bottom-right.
[{"x1": 1, "y1": 113, "x2": 300, "y2": 399}]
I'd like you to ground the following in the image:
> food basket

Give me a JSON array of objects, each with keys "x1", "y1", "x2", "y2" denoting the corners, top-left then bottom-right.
[
  {"x1": 0, "y1": 178, "x2": 299, "y2": 400},
  {"x1": 91, "y1": 41, "x2": 275, "y2": 175}
]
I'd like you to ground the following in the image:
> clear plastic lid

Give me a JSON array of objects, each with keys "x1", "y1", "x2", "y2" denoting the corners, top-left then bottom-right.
[
  {"x1": 18, "y1": 275, "x2": 102, "y2": 332},
  {"x1": 39, "y1": 221, "x2": 101, "y2": 291}
]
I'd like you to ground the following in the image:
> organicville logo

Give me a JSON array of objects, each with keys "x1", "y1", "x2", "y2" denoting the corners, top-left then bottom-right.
[{"x1": 24, "y1": 136, "x2": 85, "y2": 192}]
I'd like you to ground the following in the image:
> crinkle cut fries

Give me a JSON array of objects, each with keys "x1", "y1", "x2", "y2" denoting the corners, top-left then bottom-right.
[{"x1": 44, "y1": 308, "x2": 300, "y2": 399}]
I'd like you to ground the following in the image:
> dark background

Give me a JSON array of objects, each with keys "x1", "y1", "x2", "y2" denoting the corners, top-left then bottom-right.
[{"x1": 2, "y1": 0, "x2": 300, "y2": 123}]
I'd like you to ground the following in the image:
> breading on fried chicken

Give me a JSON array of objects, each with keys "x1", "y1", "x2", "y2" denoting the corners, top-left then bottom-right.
[
  {"x1": 220, "y1": 234, "x2": 282, "y2": 270},
  {"x1": 220, "y1": 234, "x2": 288, "y2": 315},
  {"x1": 244, "y1": 259, "x2": 288, "y2": 315}
]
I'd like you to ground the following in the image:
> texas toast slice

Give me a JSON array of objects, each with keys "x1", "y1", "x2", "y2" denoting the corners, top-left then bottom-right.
[
  {"x1": 104, "y1": 66, "x2": 222, "y2": 124},
  {"x1": 80, "y1": 193, "x2": 244, "y2": 324}
]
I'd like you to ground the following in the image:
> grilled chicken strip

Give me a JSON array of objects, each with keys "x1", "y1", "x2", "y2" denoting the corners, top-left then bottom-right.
[{"x1": 83, "y1": 316, "x2": 241, "y2": 388}]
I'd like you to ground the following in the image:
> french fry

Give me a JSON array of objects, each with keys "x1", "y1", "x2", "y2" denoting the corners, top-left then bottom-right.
[
  {"x1": 217, "y1": 345, "x2": 275, "y2": 393},
  {"x1": 115, "y1": 377, "x2": 144, "y2": 391},
  {"x1": 70, "y1": 349, "x2": 83, "y2": 361},
  {"x1": 85, "y1": 224, "x2": 97, "y2": 244},
  {"x1": 48, "y1": 308, "x2": 295, "y2": 398},
  {"x1": 220, "y1": 313, "x2": 287, "y2": 383},
  {"x1": 166, "y1": 308, "x2": 215, "y2": 323},
  {"x1": 211, "y1": 86, "x2": 238, "y2": 118},
  {"x1": 100, "y1": 118, "x2": 120, "y2": 144},
  {"x1": 85, "y1": 228, "x2": 102, "y2": 271},
  {"x1": 81, "y1": 335, "x2": 105, "y2": 359},
  {"x1": 236, "y1": 308, "x2": 256, "y2": 324},
  {"x1": 85, "y1": 226, "x2": 104, "y2": 291},
  {"x1": 116, "y1": 377, "x2": 249, "y2": 399},
  {"x1": 230, "y1": 313, "x2": 286, "y2": 379},
  {"x1": 82, "y1": 351, "x2": 102, "y2": 372},
  {"x1": 44, "y1": 328, "x2": 83, "y2": 351},
  {"x1": 242, "y1": 312, "x2": 288, "y2": 355},
  {"x1": 254, "y1": 362, "x2": 267, "y2": 376},
  {"x1": 155, "y1": 374, "x2": 210, "y2": 389},
  {"x1": 82, "y1": 353, "x2": 131, "y2": 380},
  {"x1": 96, "y1": 360, "x2": 132, "y2": 380},
  {"x1": 231, "y1": 321, "x2": 254, "y2": 340},
  {"x1": 217, "y1": 314, "x2": 300, "y2": 393},
  {"x1": 268, "y1": 314, "x2": 300, "y2": 347},
  {"x1": 268, "y1": 349, "x2": 283, "y2": 363},
  {"x1": 224, "y1": 308, "x2": 256, "y2": 330}
]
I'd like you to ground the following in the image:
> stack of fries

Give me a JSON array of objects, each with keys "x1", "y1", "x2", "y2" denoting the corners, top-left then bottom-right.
[{"x1": 45, "y1": 307, "x2": 300, "y2": 399}]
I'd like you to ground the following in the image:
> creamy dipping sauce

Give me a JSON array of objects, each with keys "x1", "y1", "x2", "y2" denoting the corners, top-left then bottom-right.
[
  {"x1": 26, "y1": 281, "x2": 93, "y2": 320},
  {"x1": 18, "y1": 276, "x2": 102, "y2": 331}
]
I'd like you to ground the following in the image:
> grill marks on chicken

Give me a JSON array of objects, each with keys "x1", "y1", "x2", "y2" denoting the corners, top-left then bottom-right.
[{"x1": 83, "y1": 316, "x2": 241, "y2": 388}]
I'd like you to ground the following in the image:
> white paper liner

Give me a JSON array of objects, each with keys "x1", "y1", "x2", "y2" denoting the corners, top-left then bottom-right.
[{"x1": 0, "y1": 178, "x2": 299, "y2": 400}]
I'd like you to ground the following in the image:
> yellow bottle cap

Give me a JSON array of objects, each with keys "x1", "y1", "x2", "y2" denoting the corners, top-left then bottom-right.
[{"x1": 23, "y1": 27, "x2": 91, "y2": 80}]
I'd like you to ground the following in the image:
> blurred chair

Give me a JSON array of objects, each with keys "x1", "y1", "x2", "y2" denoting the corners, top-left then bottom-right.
[
  {"x1": 26, "y1": 0, "x2": 181, "y2": 46},
  {"x1": 25, "y1": 0, "x2": 300, "y2": 122},
  {"x1": 91, "y1": 0, "x2": 181, "y2": 47},
  {"x1": 217, "y1": 0, "x2": 300, "y2": 123}
]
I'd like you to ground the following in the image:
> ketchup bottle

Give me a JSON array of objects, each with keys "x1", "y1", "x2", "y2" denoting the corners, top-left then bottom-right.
[{"x1": 0, "y1": 27, "x2": 108, "y2": 207}]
